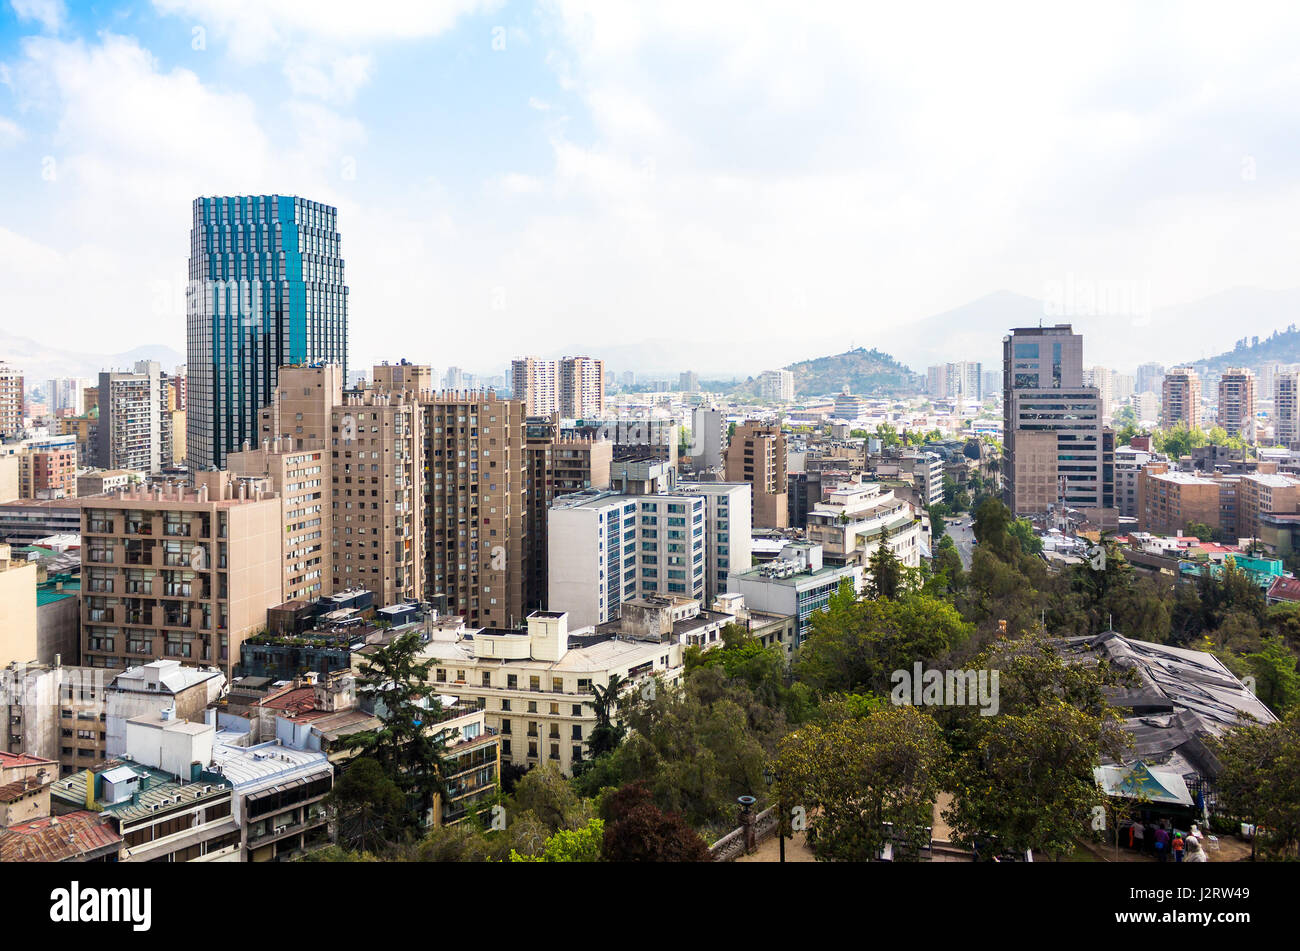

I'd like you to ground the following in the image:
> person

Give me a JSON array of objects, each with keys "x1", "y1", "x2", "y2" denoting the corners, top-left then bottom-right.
[
  {"x1": 1132, "y1": 821, "x2": 1145, "y2": 853},
  {"x1": 1185, "y1": 836, "x2": 1208, "y2": 863},
  {"x1": 1172, "y1": 833, "x2": 1184, "y2": 863},
  {"x1": 1154, "y1": 825, "x2": 1169, "y2": 862}
]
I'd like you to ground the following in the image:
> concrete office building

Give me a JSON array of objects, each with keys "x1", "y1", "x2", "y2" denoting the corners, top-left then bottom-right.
[
  {"x1": 1162, "y1": 368, "x2": 1202, "y2": 430},
  {"x1": 728, "y1": 542, "x2": 859, "y2": 646},
  {"x1": 806, "y1": 482, "x2": 921, "y2": 569},
  {"x1": 187, "y1": 195, "x2": 349, "y2": 473},
  {"x1": 1003, "y1": 325, "x2": 1113, "y2": 520},
  {"x1": 725, "y1": 420, "x2": 789, "y2": 529},
  {"x1": 1218, "y1": 368, "x2": 1257, "y2": 440},
  {"x1": 79, "y1": 471, "x2": 283, "y2": 677}
]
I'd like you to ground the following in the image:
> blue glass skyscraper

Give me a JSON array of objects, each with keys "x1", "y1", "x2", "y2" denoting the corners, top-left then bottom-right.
[{"x1": 186, "y1": 195, "x2": 349, "y2": 471}]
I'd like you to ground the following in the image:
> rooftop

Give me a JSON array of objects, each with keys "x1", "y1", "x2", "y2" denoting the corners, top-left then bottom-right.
[{"x1": 0, "y1": 811, "x2": 121, "y2": 862}]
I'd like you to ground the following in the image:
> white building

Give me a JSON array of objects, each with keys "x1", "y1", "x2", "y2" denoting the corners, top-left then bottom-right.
[
  {"x1": 805, "y1": 481, "x2": 922, "y2": 569},
  {"x1": 758, "y1": 369, "x2": 795, "y2": 403},
  {"x1": 679, "y1": 481, "x2": 752, "y2": 604},
  {"x1": 728, "y1": 542, "x2": 859, "y2": 646},
  {"x1": 691, "y1": 405, "x2": 728, "y2": 469}
]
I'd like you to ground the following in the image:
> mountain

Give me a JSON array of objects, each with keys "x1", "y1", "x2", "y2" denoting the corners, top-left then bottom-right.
[
  {"x1": 892, "y1": 286, "x2": 1300, "y2": 373},
  {"x1": 1186, "y1": 324, "x2": 1300, "y2": 376},
  {"x1": 0, "y1": 330, "x2": 186, "y2": 383},
  {"x1": 731, "y1": 346, "x2": 922, "y2": 399}
]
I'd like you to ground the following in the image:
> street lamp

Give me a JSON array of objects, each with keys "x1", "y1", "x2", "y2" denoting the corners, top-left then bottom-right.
[{"x1": 763, "y1": 767, "x2": 787, "y2": 863}]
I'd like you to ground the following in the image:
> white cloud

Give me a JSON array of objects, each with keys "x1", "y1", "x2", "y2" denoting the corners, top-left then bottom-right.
[
  {"x1": 283, "y1": 51, "x2": 372, "y2": 104},
  {"x1": 10, "y1": 0, "x2": 65, "y2": 33},
  {"x1": 0, "y1": 115, "x2": 23, "y2": 147}
]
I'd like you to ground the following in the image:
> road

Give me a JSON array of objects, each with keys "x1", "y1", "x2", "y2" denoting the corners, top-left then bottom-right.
[{"x1": 942, "y1": 515, "x2": 976, "y2": 570}]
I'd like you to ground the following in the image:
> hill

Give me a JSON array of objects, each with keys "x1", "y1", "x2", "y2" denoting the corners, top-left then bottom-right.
[
  {"x1": 1186, "y1": 324, "x2": 1300, "y2": 376},
  {"x1": 732, "y1": 346, "x2": 922, "y2": 399}
]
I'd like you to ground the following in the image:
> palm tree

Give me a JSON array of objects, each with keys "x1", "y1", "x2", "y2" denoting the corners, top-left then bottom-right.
[{"x1": 587, "y1": 673, "x2": 629, "y2": 759}]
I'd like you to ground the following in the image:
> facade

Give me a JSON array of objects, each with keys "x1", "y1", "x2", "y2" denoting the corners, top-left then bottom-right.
[
  {"x1": 77, "y1": 469, "x2": 143, "y2": 497},
  {"x1": 1136, "y1": 465, "x2": 1221, "y2": 536},
  {"x1": 417, "y1": 611, "x2": 686, "y2": 776},
  {"x1": 0, "y1": 362, "x2": 22, "y2": 438},
  {"x1": 805, "y1": 482, "x2": 921, "y2": 569},
  {"x1": 690, "y1": 405, "x2": 728, "y2": 469},
  {"x1": 0, "y1": 664, "x2": 123, "y2": 775},
  {"x1": 928, "y1": 362, "x2": 982, "y2": 401},
  {"x1": 1274, "y1": 371, "x2": 1300, "y2": 448},
  {"x1": 0, "y1": 544, "x2": 38, "y2": 667},
  {"x1": 0, "y1": 497, "x2": 83, "y2": 546},
  {"x1": 1136, "y1": 362, "x2": 1165, "y2": 397},
  {"x1": 228, "y1": 442, "x2": 331, "y2": 604},
  {"x1": 257, "y1": 363, "x2": 342, "y2": 450},
  {"x1": 758, "y1": 369, "x2": 795, "y2": 402},
  {"x1": 1237, "y1": 472, "x2": 1300, "y2": 541},
  {"x1": 511, "y1": 358, "x2": 559, "y2": 416},
  {"x1": 725, "y1": 420, "x2": 789, "y2": 529},
  {"x1": 104, "y1": 660, "x2": 226, "y2": 758},
  {"x1": 421, "y1": 391, "x2": 528, "y2": 629},
  {"x1": 187, "y1": 195, "x2": 349, "y2": 472},
  {"x1": 1003, "y1": 325, "x2": 1113, "y2": 518},
  {"x1": 329, "y1": 391, "x2": 424, "y2": 607},
  {"x1": 18, "y1": 441, "x2": 77, "y2": 499},
  {"x1": 1114, "y1": 446, "x2": 1153, "y2": 519},
  {"x1": 1161, "y1": 367, "x2": 1202, "y2": 430},
  {"x1": 79, "y1": 471, "x2": 284, "y2": 677},
  {"x1": 512, "y1": 356, "x2": 605, "y2": 419},
  {"x1": 678, "y1": 482, "x2": 753, "y2": 604},
  {"x1": 96, "y1": 361, "x2": 164, "y2": 474},
  {"x1": 1217, "y1": 368, "x2": 1257, "y2": 440},
  {"x1": 728, "y1": 543, "x2": 859, "y2": 646}
]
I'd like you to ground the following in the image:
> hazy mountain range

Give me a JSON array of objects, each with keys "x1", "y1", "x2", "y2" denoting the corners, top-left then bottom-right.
[{"x1": 8, "y1": 285, "x2": 1300, "y2": 387}]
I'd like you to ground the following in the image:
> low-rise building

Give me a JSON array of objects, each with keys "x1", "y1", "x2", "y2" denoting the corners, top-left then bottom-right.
[{"x1": 728, "y1": 542, "x2": 860, "y2": 646}]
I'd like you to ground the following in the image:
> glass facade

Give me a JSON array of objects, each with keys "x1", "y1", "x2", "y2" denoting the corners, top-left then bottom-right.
[{"x1": 186, "y1": 195, "x2": 349, "y2": 471}]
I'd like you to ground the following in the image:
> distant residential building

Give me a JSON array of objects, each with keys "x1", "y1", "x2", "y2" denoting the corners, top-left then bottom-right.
[
  {"x1": 96, "y1": 361, "x2": 164, "y2": 474},
  {"x1": 728, "y1": 542, "x2": 859, "y2": 646},
  {"x1": 0, "y1": 543, "x2": 38, "y2": 667},
  {"x1": 17, "y1": 440, "x2": 77, "y2": 500},
  {"x1": 1217, "y1": 368, "x2": 1257, "y2": 440},
  {"x1": 1137, "y1": 464, "x2": 1222, "y2": 536},
  {"x1": 0, "y1": 363, "x2": 23, "y2": 439},
  {"x1": 77, "y1": 469, "x2": 144, "y2": 497},
  {"x1": 757, "y1": 369, "x2": 794, "y2": 403},
  {"x1": 806, "y1": 482, "x2": 922, "y2": 569},
  {"x1": 678, "y1": 482, "x2": 753, "y2": 604},
  {"x1": 725, "y1": 420, "x2": 789, "y2": 529},
  {"x1": 690, "y1": 406, "x2": 727, "y2": 469},
  {"x1": 678, "y1": 371, "x2": 700, "y2": 393},
  {"x1": 1136, "y1": 362, "x2": 1165, "y2": 398},
  {"x1": 1114, "y1": 446, "x2": 1153, "y2": 519},
  {"x1": 832, "y1": 389, "x2": 869, "y2": 421},
  {"x1": 1162, "y1": 368, "x2": 1202, "y2": 430},
  {"x1": 1275, "y1": 370, "x2": 1300, "y2": 448},
  {"x1": 928, "y1": 362, "x2": 982, "y2": 401}
]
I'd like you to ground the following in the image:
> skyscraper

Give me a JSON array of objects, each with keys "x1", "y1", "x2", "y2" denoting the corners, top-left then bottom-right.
[
  {"x1": 1002, "y1": 325, "x2": 1112, "y2": 519},
  {"x1": 1161, "y1": 367, "x2": 1202, "y2": 430},
  {"x1": 186, "y1": 195, "x2": 348, "y2": 473},
  {"x1": 1217, "y1": 367, "x2": 1256, "y2": 440}
]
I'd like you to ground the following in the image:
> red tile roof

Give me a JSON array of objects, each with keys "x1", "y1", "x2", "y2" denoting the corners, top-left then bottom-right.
[
  {"x1": 0, "y1": 751, "x2": 58, "y2": 770},
  {"x1": 0, "y1": 812, "x2": 121, "y2": 862},
  {"x1": 1267, "y1": 575, "x2": 1300, "y2": 603},
  {"x1": 0, "y1": 777, "x2": 50, "y2": 803}
]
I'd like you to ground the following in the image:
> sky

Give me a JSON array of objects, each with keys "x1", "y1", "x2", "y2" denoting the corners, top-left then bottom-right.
[{"x1": 2, "y1": 0, "x2": 1300, "y2": 378}]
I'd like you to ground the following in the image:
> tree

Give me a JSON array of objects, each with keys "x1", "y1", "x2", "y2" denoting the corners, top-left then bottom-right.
[
  {"x1": 509, "y1": 818, "x2": 605, "y2": 862},
  {"x1": 338, "y1": 630, "x2": 453, "y2": 831},
  {"x1": 326, "y1": 757, "x2": 409, "y2": 854},
  {"x1": 509, "y1": 763, "x2": 594, "y2": 833},
  {"x1": 601, "y1": 783, "x2": 711, "y2": 862},
  {"x1": 1211, "y1": 707, "x2": 1300, "y2": 859},
  {"x1": 795, "y1": 585, "x2": 971, "y2": 696},
  {"x1": 774, "y1": 705, "x2": 948, "y2": 861},
  {"x1": 865, "y1": 528, "x2": 905, "y2": 600},
  {"x1": 1245, "y1": 636, "x2": 1300, "y2": 716},
  {"x1": 586, "y1": 672, "x2": 629, "y2": 758}
]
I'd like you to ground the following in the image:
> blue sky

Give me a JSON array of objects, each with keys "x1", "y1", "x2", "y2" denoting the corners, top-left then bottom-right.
[{"x1": 3, "y1": 1, "x2": 1300, "y2": 376}]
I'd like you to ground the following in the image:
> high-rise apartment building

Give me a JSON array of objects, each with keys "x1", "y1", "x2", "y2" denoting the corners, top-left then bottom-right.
[
  {"x1": 421, "y1": 391, "x2": 528, "y2": 628},
  {"x1": 1083, "y1": 367, "x2": 1115, "y2": 420},
  {"x1": 0, "y1": 362, "x2": 24, "y2": 438},
  {"x1": 1275, "y1": 371, "x2": 1300, "y2": 448},
  {"x1": 257, "y1": 363, "x2": 342, "y2": 450},
  {"x1": 928, "y1": 362, "x2": 983, "y2": 401},
  {"x1": 725, "y1": 420, "x2": 789, "y2": 528},
  {"x1": 1136, "y1": 362, "x2": 1165, "y2": 396},
  {"x1": 678, "y1": 482, "x2": 753, "y2": 604},
  {"x1": 96, "y1": 361, "x2": 164, "y2": 474},
  {"x1": 758, "y1": 369, "x2": 795, "y2": 403},
  {"x1": 523, "y1": 416, "x2": 613, "y2": 613},
  {"x1": 186, "y1": 195, "x2": 349, "y2": 472},
  {"x1": 1161, "y1": 368, "x2": 1202, "y2": 430},
  {"x1": 690, "y1": 406, "x2": 728, "y2": 470},
  {"x1": 46, "y1": 378, "x2": 90, "y2": 417},
  {"x1": 80, "y1": 471, "x2": 283, "y2": 677},
  {"x1": 1003, "y1": 325, "x2": 1113, "y2": 518},
  {"x1": 679, "y1": 371, "x2": 700, "y2": 393},
  {"x1": 511, "y1": 358, "x2": 559, "y2": 416},
  {"x1": 559, "y1": 356, "x2": 605, "y2": 418},
  {"x1": 1217, "y1": 368, "x2": 1257, "y2": 440},
  {"x1": 329, "y1": 391, "x2": 424, "y2": 607}
]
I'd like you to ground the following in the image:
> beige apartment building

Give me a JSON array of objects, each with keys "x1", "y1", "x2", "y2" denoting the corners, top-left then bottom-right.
[
  {"x1": 330, "y1": 391, "x2": 424, "y2": 608},
  {"x1": 417, "y1": 611, "x2": 685, "y2": 776},
  {"x1": 725, "y1": 420, "x2": 789, "y2": 528},
  {"x1": 1217, "y1": 368, "x2": 1256, "y2": 439},
  {"x1": 228, "y1": 441, "x2": 331, "y2": 603},
  {"x1": 373, "y1": 360, "x2": 434, "y2": 395},
  {"x1": 257, "y1": 363, "x2": 343, "y2": 451},
  {"x1": 0, "y1": 543, "x2": 38, "y2": 666},
  {"x1": 79, "y1": 470, "x2": 283, "y2": 677},
  {"x1": 524, "y1": 416, "x2": 613, "y2": 612},
  {"x1": 1237, "y1": 472, "x2": 1300, "y2": 541},
  {"x1": 1136, "y1": 464, "x2": 1222, "y2": 536},
  {"x1": 512, "y1": 356, "x2": 605, "y2": 418},
  {"x1": 1162, "y1": 368, "x2": 1202, "y2": 430},
  {"x1": 0, "y1": 362, "x2": 22, "y2": 438}
]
